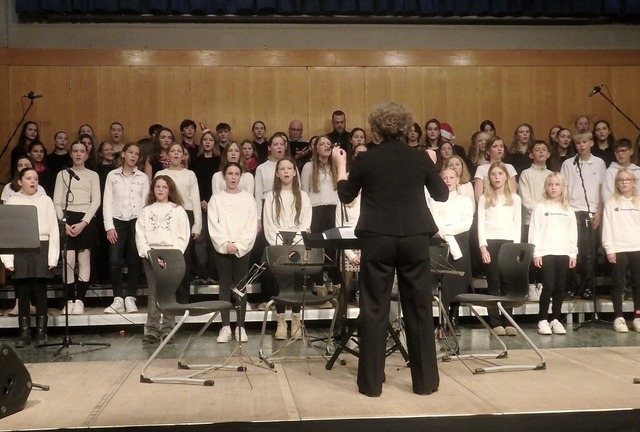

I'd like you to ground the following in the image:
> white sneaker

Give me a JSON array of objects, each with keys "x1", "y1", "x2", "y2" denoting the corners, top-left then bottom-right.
[
  {"x1": 61, "y1": 300, "x2": 75, "y2": 315},
  {"x1": 613, "y1": 317, "x2": 629, "y2": 333},
  {"x1": 245, "y1": 302, "x2": 252, "y2": 311},
  {"x1": 234, "y1": 327, "x2": 248, "y2": 342},
  {"x1": 217, "y1": 326, "x2": 232, "y2": 343},
  {"x1": 72, "y1": 300, "x2": 85, "y2": 315},
  {"x1": 104, "y1": 297, "x2": 125, "y2": 314},
  {"x1": 124, "y1": 296, "x2": 138, "y2": 313},
  {"x1": 527, "y1": 284, "x2": 540, "y2": 302},
  {"x1": 536, "y1": 283, "x2": 543, "y2": 298},
  {"x1": 633, "y1": 318, "x2": 640, "y2": 333},
  {"x1": 537, "y1": 320, "x2": 552, "y2": 335},
  {"x1": 550, "y1": 319, "x2": 566, "y2": 335}
]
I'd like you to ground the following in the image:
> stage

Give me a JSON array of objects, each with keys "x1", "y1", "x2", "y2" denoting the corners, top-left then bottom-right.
[{"x1": 3, "y1": 344, "x2": 640, "y2": 432}]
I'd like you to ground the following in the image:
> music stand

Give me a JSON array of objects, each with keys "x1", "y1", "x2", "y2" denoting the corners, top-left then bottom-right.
[{"x1": 0, "y1": 205, "x2": 52, "y2": 392}]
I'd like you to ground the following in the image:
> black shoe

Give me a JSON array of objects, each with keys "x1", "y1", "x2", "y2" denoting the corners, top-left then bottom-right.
[
  {"x1": 161, "y1": 332, "x2": 175, "y2": 345},
  {"x1": 582, "y1": 289, "x2": 594, "y2": 300},
  {"x1": 142, "y1": 333, "x2": 160, "y2": 344},
  {"x1": 566, "y1": 290, "x2": 574, "y2": 298}
]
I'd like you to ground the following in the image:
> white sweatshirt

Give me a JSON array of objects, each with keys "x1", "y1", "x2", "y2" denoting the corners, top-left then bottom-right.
[
  {"x1": 1, "y1": 192, "x2": 60, "y2": 269},
  {"x1": 602, "y1": 195, "x2": 640, "y2": 254},
  {"x1": 518, "y1": 164, "x2": 552, "y2": 225},
  {"x1": 135, "y1": 202, "x2": 191, "y2": 259},
  {"x1": 207, "y1": 189, "x2": 257, "y2": 258},
  {"x1": 53, "y1": 167, "x2": 101, "y2": 223},
  {"x1": 211, "y1": 171, "x2": 255, "y2": 196},
  {"x1": 254, "y1": 160, "x2": 277, "y2": 220},
  {"x1": 430, "y1": 191, "x2": 474, "y2": 259},
  {"x1": 477, "y1": 193, "x2": 522, "y2": 247},
  {"x1": 262, "y1": 189, "x2": 312, "y2": 246},
  {"x1": 601, "y1": 162, "x2": 640, "y2": 204},
  {"x1": 528, "y1": 200, "x2": 578, "y2": 259},
  {"x1": 300, "y1": 162, "x2": 339, "y2": 206},
  {"x1": 155, "y1": 168, "x2": 202, "y2": 235}
]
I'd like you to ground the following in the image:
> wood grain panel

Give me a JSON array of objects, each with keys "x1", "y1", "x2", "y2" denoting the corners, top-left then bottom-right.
[
  {"x1": 68, "y1": 66, "x2": 102, "y2": 139},
  {"x1": 610, "y1": 66, "x2": 640, "y2": 141},
  {"x1": 444, "y1": 67, "x2": 478, "y2": 148},
  {"x1": 530, "y1": 66, "x2": 560, "y2": 138},
  {"x1": 128, "y1": 66, "x2": 162, "y2": 141},
  {"x1": 156, "y1": 67, "x2": 192, "y2": 134},
  {"x1": 307, "y1": 67, "x2": 366, "y2": 137},
  {"x1": 476, "y1": 66, "x2": 504, "y2": 134},
  {"x1": 98, "y1": 67, "x2": 133, "y2": 143}
]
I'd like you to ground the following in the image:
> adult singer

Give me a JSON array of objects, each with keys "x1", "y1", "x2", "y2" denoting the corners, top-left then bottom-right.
[{"x1": 332, "y1": 102, "x2": 448, "y2": 397}]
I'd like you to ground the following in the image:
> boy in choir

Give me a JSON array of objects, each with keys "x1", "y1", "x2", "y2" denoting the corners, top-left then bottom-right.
[
  {"x1": 216, "y1": 122, "x2": 233, "y2": 154},
  {"x1": 602, "y1": 138, "x2": 640, "y2": 204},
  {"x1": 560, "y1": 132, "x2": 606, "y2": 299},
  {"x1": 179, "y1": 119, "x2": 199, "y2": 163},
  {"x1": 518, "y1": 140, "x2": 552, "y2": 301}
]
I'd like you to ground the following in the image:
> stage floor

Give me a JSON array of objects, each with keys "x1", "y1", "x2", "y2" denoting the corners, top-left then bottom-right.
[{"x1": 3, "y1": 343, "x2": 640, "y2": 431}]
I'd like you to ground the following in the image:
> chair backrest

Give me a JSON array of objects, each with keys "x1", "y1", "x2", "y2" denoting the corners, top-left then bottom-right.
[
  {"x1": 148, "y1": 249, "x2": 186, "y2": 307},
  {"x1": 498, "y1": 242, "x2": 534, "y2": 300},
  {"x1": 265, "y1": 245, "x2": 324, "y2": 276}
]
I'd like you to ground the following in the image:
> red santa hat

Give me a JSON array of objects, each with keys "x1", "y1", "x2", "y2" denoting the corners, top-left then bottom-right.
[{"x1": 440, "y1": 123, "x2": 455, "y2": 141}]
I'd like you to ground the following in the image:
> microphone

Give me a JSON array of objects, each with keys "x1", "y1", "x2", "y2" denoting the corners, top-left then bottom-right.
[
  {"x1": 23, "y1": 91, "x2": 43, "y2": 99},
  {"x1": 66, "y1": 168, "x2": 80, "y2": 181},
  {"x1": 573, "y1": 153, "x2": 581, "y2": 166},
  {"x1": 588, "y1": 85, "x2": 603, "y2": 97}
]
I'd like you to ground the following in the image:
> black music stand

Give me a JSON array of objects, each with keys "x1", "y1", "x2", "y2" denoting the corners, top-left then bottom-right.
[
  {"x1": 304, "y1": 231, "x2": 411, "y2": 371},
  {"x1": 0, "y1": 205, "x2": 51, "y2": 391}
]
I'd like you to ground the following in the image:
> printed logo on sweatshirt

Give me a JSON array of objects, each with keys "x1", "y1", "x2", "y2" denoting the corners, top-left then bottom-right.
[
  {"x1": 543, "y1": 212, "x2": 569, "y2": 217},
  {"x1": 614, "y1": 207, "x2": 640, "y2": 212},
  {"x1": 149, "y1": 211, "x2": 174, "y2": 231}
]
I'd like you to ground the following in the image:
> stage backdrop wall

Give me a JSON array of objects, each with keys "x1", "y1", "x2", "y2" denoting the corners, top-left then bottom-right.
[{"x1": 1, "y1": 48, "x2": 640, "y2": 182}]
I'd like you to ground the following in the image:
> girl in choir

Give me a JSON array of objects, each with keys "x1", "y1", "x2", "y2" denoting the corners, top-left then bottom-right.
[
  {"x1": 255, "y1": 132, "x2": 288, "y2": 228},
  {"x1": 11, "y1": 121, "x2": 40, "y2": 177},
  {"x1": 424, "y1": 119, "x2": 443, "y2": 151},
  {"x1": 263, "y1": 157, "x2": 312, "y2": 340},
  {"x1": 28, "y1": 141, "x2": 55, "y2": 197},
  {"x1": 144, "y1": 127, "x2": 174, "y2": 181},
  {"x1": 473, "y1": 135, "x2": 518, "y2": 201},
  {"x1": 208, "y1": 162, "x2": 258, "y2": 343},
  {"x1": 109, "y1": 122, "x2": 125, "y2": 157},
  {"x1": 135, "y1": 175, "x2": 191, "y2": 343},
  {"x1": 93, "y1": 141, "x2": 116, "y2": 284},
  {"x1": 439, "y1": 141, "x2": 454, "y2": 170},
  {"x1": 506, "y1": 123, "x2": 536, "y2": 176},
  {"x1": 2, "y1": 156, "x2": 44, "y2": 317},
  {"x1": 548, "y1": 127, "x2": 575, "y2": 172},
  {"x1": 477, "y1": 162, "x2": 522, "y2": 336},
  {"x1": 407, "y1": 123, "x2": 423, "y2": 149},
  {"x1": 592, "y1": 120, "x2": 616, "y2": 167},
  {"x1": 603, "y1": 168, "x2": 640, "y2": 333},
  {"x1": 47, "y1": 131, "x2": 72, "y2": 176},
  {"x1": 346, "y1": 128, "x2": 366, "y2": 170},
  {"x1": 191, "y1": 129, "x2": 221, "y2": 284},
  {"x1": 529, "y1": 173, "x2": 577, "y2": 335},
  {"x1": 480, "y1": 119, "x2": 496, "y2": 137},
  {"x1": 156, "y1": 142, "x2": 201, "y2": 303},
  {"x1": 53, "y1": 140, "x2": 101, "y2": 315},
  {"x1": 212, "y1": 141, "x2": 254, "y2": 195},
  {"x1": 102, "y1": 143, "x2": 149, "y2": 314},
  {"x1": 241, "y1": 139, "x2": 259, "y2": 175},
  {"x1": 446, "y1": 155, "x2": 475, "y2": 203},
  {"x1": 77, "y1": 124, "x2": 94, "y2": 138},
  {"x1": 301, "y1": 135, "x2": 341, "y2": 285},
  {"x1": 468, "y1": 131, "x2": 489, "y2": 171},
  {"x1": 430, "y1": 168, "x2": 474, "y2": 331},
  {"x1": 79, "y1": 133, "x2": 97, "y2": 171},
  {"x1": 548, "y1": 125, "x2": 562, "y2": 149},
  {"x1": 1, "y1": 168, "x2": 59, "y2": 347}
]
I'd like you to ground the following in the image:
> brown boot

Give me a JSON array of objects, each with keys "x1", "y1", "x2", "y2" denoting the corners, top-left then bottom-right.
[
  {"x1": 291, "y1": 313, "x2": 302, "y2": 340},
  {"x1": 275, "y1": 313, "x2": 288, "y2": 340}
]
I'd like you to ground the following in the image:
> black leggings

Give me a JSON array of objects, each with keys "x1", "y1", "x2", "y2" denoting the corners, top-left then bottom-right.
[
  {"x1": 538, "y1": 255, "x2": 569, "y2": 321},
  {"x1": 16, "y1": 278, "x2": 48, "y2": 318}
]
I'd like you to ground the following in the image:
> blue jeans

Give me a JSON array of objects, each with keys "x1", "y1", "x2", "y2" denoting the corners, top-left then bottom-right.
[{"x1": 109, "y1": 219, "x2": 141, "y2": 298}]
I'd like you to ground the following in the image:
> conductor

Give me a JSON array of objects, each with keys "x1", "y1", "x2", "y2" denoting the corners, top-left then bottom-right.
[{"x1": 332, "y1": 102, "x2": 448, "y2": 397}]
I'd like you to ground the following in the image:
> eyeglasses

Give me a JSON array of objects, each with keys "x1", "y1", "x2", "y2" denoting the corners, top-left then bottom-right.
[
  {"x1": 614, "y1": 148, "x2": 630, "y2": 153},
  {"x1": 616, "y1": 178, "x2": 636, "y2": 183}
]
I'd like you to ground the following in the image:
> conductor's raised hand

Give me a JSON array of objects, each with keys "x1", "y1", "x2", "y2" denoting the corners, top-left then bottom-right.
[{"x1": 332, "y1": 147, "x2": 347, "y2": 168}]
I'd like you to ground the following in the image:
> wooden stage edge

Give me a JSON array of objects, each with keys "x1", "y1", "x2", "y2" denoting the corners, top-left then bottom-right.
[{"x1": 3, "y1": 346, "x2": 640, "y2": 432}]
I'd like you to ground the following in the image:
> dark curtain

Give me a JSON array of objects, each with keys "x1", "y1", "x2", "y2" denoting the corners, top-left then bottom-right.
[{"x1": 14, "y1": 0, "x2": 640, "y2": 18}]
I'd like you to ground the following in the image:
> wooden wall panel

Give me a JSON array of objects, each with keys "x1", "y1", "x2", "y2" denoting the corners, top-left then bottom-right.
[
  {"x1": 308, "y1": 67, "x2": 366, "y2": 137},
  {"x1": 99, "y1": 67, "x2": 133, "y2": 143},
  {"x1": 3, "y1": 49, "x2": 640, "y2": 182},
  {"x1": 68, "y1": 66, "x2": 101, "y2": 139}
]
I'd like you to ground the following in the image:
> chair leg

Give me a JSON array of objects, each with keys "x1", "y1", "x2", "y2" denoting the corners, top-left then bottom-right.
[
  {"x1": 258, "y1": 301, "x2": 276, "y2": 368},
  {"x1": 434, "y1": 296, "x2": 459, "y2": 358}
]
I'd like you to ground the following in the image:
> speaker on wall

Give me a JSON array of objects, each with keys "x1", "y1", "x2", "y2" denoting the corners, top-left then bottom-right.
[{"x1": 0, "y1": 343, "x2": 32, "y2": 419}]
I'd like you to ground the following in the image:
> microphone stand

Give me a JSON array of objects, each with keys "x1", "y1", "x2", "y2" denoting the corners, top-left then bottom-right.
[
  {"x1": 37, "y1": 170, "x2": 111, "y2": 356},
  {"x1": 0, "y1": 99, "x2": 35, "y2": 183},
  {"x1": 594, "y1": 88, "x2": 640, "y2": 132}
]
